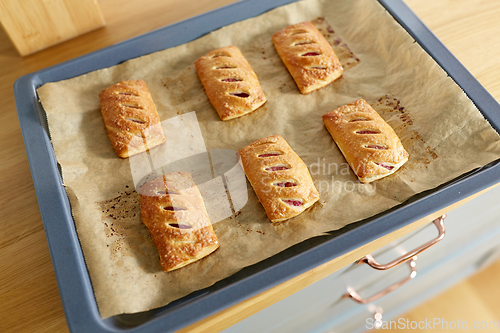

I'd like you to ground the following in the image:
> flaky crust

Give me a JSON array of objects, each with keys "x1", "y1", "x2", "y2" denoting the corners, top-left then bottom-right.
[
  {"x1": 272, "y1": 21, "x2": 343, "y2": 94},
  {"x1": 99, "y1": 80, "x2": 165, "y2": 158},
  {"x1": 139, "y1": 172, "x2": 219, "y2": 272},
  {"x1": 322, "y1": 99, "x2": 409, "y2": 183},
  {"x1": 238, "y1": 135, "x2": 319, "y2": 223},
  {"x1": 195, "y1": 46, "x2": 267, "y2": 121}
]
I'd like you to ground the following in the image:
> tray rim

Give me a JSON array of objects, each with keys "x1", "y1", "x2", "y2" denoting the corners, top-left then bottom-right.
[{"x1": 13, "y1": 0, "x2": 500, "y2": 332}]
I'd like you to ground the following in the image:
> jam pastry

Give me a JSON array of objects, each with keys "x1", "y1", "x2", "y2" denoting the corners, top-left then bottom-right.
[
  {"x1": 99, "y1": 80, "x2": 165, "y2": 158},
  {"x1": 272, "y1": 21, "x2": 344, "y2": 94},
  {"x1": 238, "y1": 135, "x2": 319, "y2": 222},
  {"x1": 195, "y1": 46, "x2": 267, "y2": 121},
  {"x1": 322, "y1": 99, "x2": 409, "y2": 183},
  {"x1": 139, "y1": 172, "x2": 219, "y2": 272}
]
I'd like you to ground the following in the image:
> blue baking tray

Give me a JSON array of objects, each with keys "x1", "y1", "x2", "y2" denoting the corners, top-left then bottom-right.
[{"x1": 14, "y1": 0, "x2": 500, "y2": 332}]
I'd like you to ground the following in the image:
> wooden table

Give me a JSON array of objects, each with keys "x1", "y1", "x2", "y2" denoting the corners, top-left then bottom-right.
[{"x1": 1, "y1": 0, "x2": 500, "y2": 332}]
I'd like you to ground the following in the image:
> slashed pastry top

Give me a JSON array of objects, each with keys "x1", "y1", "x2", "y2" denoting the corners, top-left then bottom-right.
[
  {"x1": 238, "y1": 135, "x2": 319, "y2": 223},
  {"x1": 322, "y1": 99, "x2": 409, "y2": 183},
  {"x1": 195, "y1": 45, "x2": 267, "y2": 121},
  {"x1": 139, "y1": 172, "x2": 219, "y2": 272},
  {"x1": 99, "y1": 80, "x2": 165, "y2": 158},
  {"x1": 272, "y1": 21, "x2": 343, "y2": 94}
]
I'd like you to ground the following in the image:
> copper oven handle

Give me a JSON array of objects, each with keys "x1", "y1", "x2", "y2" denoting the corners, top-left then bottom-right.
[
  {"x1": 357, "y1": 215, "x2": 446, "y2": 270},
  {"x1": 343, "y1": 258, "x2": 417, "y2": 304}
]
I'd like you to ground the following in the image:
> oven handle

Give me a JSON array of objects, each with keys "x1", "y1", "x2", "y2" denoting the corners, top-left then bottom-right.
[
  {"x1": 343, "y1": 258, "x2": 417, "y2": 304},
  {"x1": 357, "y1": 215, "x2": 446, "y2": 270}
]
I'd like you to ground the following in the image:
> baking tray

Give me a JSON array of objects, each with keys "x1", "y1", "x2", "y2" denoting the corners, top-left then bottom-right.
[{"x1": 13, "y1": 0, "x2": 500, "y2": 332}]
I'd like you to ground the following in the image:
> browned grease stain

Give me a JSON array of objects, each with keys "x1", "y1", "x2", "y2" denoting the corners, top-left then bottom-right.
[
  {"x1": 161, "y1": 64, "x2": 204, "y2": 108},
  {"x1": 312, "y1": 17, "x2": 361, "y2": 70},
  {"x1": 279, "y1": 82, "x2": 288, "y2": 92},
  {"x1": 371, "y1": 95, "x2": 438, "y2": 166},
  {"x1": 235, "y1": 210, "x2": 266, "y2": 236},
  {"x1": 98, "y1": 189, "x2": 157, "y2": 268}
]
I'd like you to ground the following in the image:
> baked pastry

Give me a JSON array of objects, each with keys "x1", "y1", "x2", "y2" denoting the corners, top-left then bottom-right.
[
  {"x1": 139, "y1": 172, "x2": 219, "y2": 272},
  {"x1": 322, "y1": 99, "x2": 409, "y2": 183},
  {"x1": 99, "y1": 80, "x2": 165, "y2": 158},
  {"x1": 195, "y1": 46, "x2": 267, "y2": 121},
  {"x1": 238, "y1": 135, "x2": 319, "y2": 222},
  {"x1": 272, "y1": 21, "x2": 343, "y2": 94}
]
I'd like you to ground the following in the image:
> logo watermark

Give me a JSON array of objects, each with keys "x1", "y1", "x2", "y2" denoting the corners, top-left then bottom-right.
[
  {"x1": 308, "y1": 158, "x2": 377, "y2": 195},
  {"x1": 366, "y1": 317, "x2": 500, "y2": 330},
  {"x1": 129, "y1": 112, "x2": 248, "y2": 224},
  {"x1": 309, "y1": 158, "x2": 353, "y2": 177}
]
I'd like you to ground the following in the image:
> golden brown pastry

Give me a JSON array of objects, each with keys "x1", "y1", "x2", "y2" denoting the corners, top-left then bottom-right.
[
  {"x1": 99, "y1": 80, "x2": 165, "y2": 158},
  {"x1": 322, "y1": 99, "x2": 409, "y2": 183},
  {"x1": 195, "y1": 45, "x2": 267, "y2": 121},
  {"x1": 238, "y1": 135, "x2": 319, "y2": 222},
  {"x1": 139, "y1": 172, "x2": 219, "y2": 272},
  {"x1": 272, "y1": 21, "x2": 343, "y2": 94}
]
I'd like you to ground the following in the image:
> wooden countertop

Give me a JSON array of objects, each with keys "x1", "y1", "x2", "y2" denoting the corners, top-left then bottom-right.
[{"x1": 1, "y1": 0, "x2": 500, "y2": 332}]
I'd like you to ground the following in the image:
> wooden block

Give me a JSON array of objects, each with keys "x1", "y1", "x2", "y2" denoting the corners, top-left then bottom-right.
[{"x1": 0, "y1": 0, "x2": 105, "y2": 56}]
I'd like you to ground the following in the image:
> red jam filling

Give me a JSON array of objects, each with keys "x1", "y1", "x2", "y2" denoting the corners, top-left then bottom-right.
[
  {"x1": 163, "y1": 206, "x2": 186, "y2": 211},
  {"x1": 366, "y1": 145, "x2": 388, "y2": 150},
  {"x1": 216, "y1": 66, "x2": 236, "y2": 69},
  {"x1": 222, "y1": 78, "x2": 242, "y2": 82},
  {"x1": 265, "y1": 166, "x2": 290, "y2": 171},
  {"x1": 294, "y1": 41, "x2": 315, "y2": 46},
  {"x1": 356, "y1": 130, "x2": 380, "y2": 134},
  {"x1": 169, "y1": 223, "x2": 192, "y2": 229},
  {"x1": 375, "y1": 163, "x2": 395, "y2": 170},
  {"x1": 350, "y1": 118, "x2": 371, "y2": 122},
  {"x1": 258, "y1": 153, "x2": 282, "y2": 158},
  {"x1": 230, "y1": 92, "x2": 250, "y2": 98},
  {"x1": 301, "y1": 52, "x2": 321, "y2": 56},
  {"x1": 274, "y1": 182, "x2": 297, "y2": 187},
  {"x1": 283, "y1": 199, "x2": 303, "y2": 207}
]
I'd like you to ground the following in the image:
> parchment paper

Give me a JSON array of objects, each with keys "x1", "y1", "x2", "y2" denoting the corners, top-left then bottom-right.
[{"x1": 37, "y1": 0, "x2": 500, "y2": 318}]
